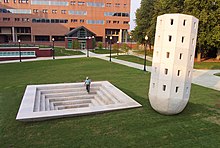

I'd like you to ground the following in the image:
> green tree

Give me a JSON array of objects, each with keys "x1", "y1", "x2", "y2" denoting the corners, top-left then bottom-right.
[
  {"x1": 97, "y1": 42, "x2": 103, "y2": 49},
  {"x1": 121, "y1": 43, "x2": 129, "y2": 54},
  {"x1": 184, "y1": 0, "x2": 220, "y2": 61},
  {"x1": 73, "y1": 40, "x2": 80, "y2": 49}
]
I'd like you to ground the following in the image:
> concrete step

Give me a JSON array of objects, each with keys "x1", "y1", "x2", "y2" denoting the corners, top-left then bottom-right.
[
  {"x1": 94, "y1": 95, "x2": 106, "y2": 106},
  {"x1": 38, "y1": 83, "x2": 101, "y2": 91},
  {"x1": 53, "y1": 99, "x2": 92, "y2": 106},
  {"x1": 44, "y1": 91, "x2": 97, "y2": 98},
  {"x1": 39, "y1": 87, "x2": 100, "y2": 94},
  {"x1": 99, "y1": 86, "x2": 120, "y2": 104},
  {"x1": 57, "y1": 104, "x2": 90, "y2": 110},
  {"x1": 48, "y1": 95, "x2": 95, "y2": 102},
  {"x1": 96, "y1": 90, "x2": 114, "y2": 105}
]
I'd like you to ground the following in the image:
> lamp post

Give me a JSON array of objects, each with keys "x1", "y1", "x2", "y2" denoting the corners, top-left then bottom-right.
[
  {"x1": 144, "y1": 35, "x2": 148, "y2": 71},
  {"x1": 109, "y1": 36, "x2": 112, "y2": 62},
  {"x1": 105, "y1": 36, "x2": 108, "y2": 49},
  {"x1": 52, "y1": 38, "x2": 55, "y2": 59},
  {"x1": 92, "y1": 36, "x2": 95, "y2": 49},
  {"x1": 117, "y1": 41, "x2": 119, "y2": 55},
  {"x1": 130, "y1": 36, "x2": 132, "y2": 50},
  {"x1": 87, "y1": 36, "x2": 91, "y2": 57},
  {"x1": 18, "y1": 39, "x2": 21, "y2": 62}
]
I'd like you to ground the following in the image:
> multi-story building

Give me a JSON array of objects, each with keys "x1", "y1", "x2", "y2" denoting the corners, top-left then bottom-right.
[{"x1": 0, "y1": 0, "x2": 130, "y2": 45}]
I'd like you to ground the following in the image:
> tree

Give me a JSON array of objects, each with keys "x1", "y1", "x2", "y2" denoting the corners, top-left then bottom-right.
[{"x1": 184, "y1": 0, "x2": 220, "y2": 61}]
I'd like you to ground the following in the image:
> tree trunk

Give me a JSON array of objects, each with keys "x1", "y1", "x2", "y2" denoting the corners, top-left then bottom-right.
[
  {"x1": 197, "y1": 45, "x2": 202, "y2": 62},
  {"x1": 216, "y1": 49, "x2": 220, "y2": 60}
]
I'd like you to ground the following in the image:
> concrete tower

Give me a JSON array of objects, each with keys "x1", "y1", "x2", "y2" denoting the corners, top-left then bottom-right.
[{"x1": 149, "y1": 14, "x2": 199, "y2": 115}]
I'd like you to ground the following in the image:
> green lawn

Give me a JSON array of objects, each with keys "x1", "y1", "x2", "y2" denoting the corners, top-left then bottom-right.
[
  {"x1": 214, "y1": 73, "x2": 220, "y2": 77},
  {"x1": 194, "y1": 62, "x2": 220, "y2": 69},
  {"x1": 132, "y1": 50, "x2": 154, "y2": 57},
  {"x1": 54, "y1": 47, "x2": 84, "y2": 56},
  {"x1": 91, "y1": 48, "x2": 123, "y2": 54},
  {"x1": 112, "y1": 55, "x2": 152, "y2": 66},
  {"x1": 0, "y1": 58, "x2": 219, "y2": 147}
]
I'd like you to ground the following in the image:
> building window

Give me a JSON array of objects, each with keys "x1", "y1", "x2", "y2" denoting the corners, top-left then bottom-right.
[
  {"x1": 163, "y1": 85, "x2": 166, "y2": 91},
  {"x1": 194, "y1": 22, "x2": 196, "y2": 29},
  {"x1": 123, "y1": 21, "x2": 129, "y2": 24},
  {"x1": 113, "y1": 21, "x2": 119, "y2": 24},
  {"x1": 169, "y1": 35, "x2": 172, "y2": 42},
  {"x1": 3, "y1": 18, "x2": 10, "y2": 21},
  {"x1": 78, "y1": 1, "x2": 85, "y2": 5},
  {"x1": 115, "y1": 3, "x2": 120, "y2": 7},
  {"x1": 186, "y1": 87, "x2": 189, "y2": 95},
  {"x1": 175, "y1": 87, "x2": 179, "y2": 93},
  {"x1": 153, "y1": 83, "x2": 155, "y2": 88},
  {"x1": 182, "y1": 36, "x2": 184, "y2": 43},
  {"x1": 43, "y1": 9, "x2": 48, "y2": 13},
  {"x1": 106, "y1": 3, "x2": 111, "y2": 7},
  {"x1": 192, "y1": 38, "x2": 194, "y2": 45},
  {"x1": 14, "y1": 0, "x2": 16, "y2": 3},
  {"x1": 61, "y1": 10, "x2": 65, "y2": 14},
  {"x1": 19, "y1": 0, "x2": 28, "y2": 3},
  {"x1": 15, "y1": 18, "x2": 20, "y2": 21},
  {"x1": 33, "y1": 9, "x2": 38, "y2": 13},
  {"x1": 171, "y1": 19, "x2": 174, "y2": 25},
  {"x1": 177, "y1": 70, "x2": 181, "y2": 76},
  {"x1": 183, "y1": 20, "x2": 186, "y2": 26},
  {"x1": 52, "y1": 10, "x2": 57, "y2": 14},
  {"x1": 106, "y1": 20, "x2": 111, "y2": 24},
  {"x1": 124, "y1": 4, "x2": 127, "y2": 7},
  {"x1": 165, "y1": 68, "x2": 168, "y2": 75},
  {"x1": 4, "y1": 0, "x2": 9, "y2": 3},
  {"x1": 166, "y1": 52, "x2": 170, "y2": 58},
  {"x1": 190, "y1": 55, "x2": 192, "y2": 61},
  {"x1": 80, "y1": 19, "x2": 84, "y2": 23},
  {"x1": 156, "y1": 51, "x2": 159, "y2": 57},
  {"x1": 179, "y1": 53, "x2": 183, "y2": 59},
  {"x1": 70, "y1": 1, "x2": 76, "y2": 5},
  {"x1": 188, "y1": 71, "x2": 191, "y2": 77},
  {"x1": 71, "y1": 19, "x2": 77, "y2": 23},
  {"x1": 22, "y1": 18, "x2": 29, "y2": 22},
  {"x1": 155, "y1": 67, "x2": 157, "y2": 72}
]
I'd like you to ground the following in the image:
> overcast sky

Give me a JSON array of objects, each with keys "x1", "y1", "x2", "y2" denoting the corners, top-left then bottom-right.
[{"x1": 130, "y1": 0, "x2": 141, "y2": 31}]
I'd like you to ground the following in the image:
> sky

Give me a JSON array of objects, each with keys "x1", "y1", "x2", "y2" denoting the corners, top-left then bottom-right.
[{"x1": 130, "y1": 0, "x2": 141, "y2": 31}]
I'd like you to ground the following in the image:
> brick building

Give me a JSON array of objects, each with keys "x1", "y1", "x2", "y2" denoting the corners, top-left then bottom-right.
[{"x1": 0, "y1": 0, "x2": 130, "y2": 47}]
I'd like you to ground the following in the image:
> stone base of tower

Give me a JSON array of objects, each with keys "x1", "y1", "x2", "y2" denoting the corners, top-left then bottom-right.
[{"x1": 148, "y1": 94, "x2": 189, "y2": 115}]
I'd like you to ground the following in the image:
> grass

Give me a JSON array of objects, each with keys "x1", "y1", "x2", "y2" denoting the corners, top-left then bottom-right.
[
  {"x1": 194, "y1": 62, "x2": 220, "y2": 69},
  {"x1": 214, "y1": 73, "x2": 220, "y2": 77},
  {"x1": 112, "y1": 55, "x2": 152, "y2": 66},
  {"x1": 132, "y1": 49, "x2": 154, "y2": 57},
  {"x1": 91, "y1": 48, "x2": 123, "y2": 54},
  {"x1": 54, "y1": 47, "x2": 84, "y2": 56},
  {"x1": 0, "y1": 58, "x2": 220, "y2": 147}
]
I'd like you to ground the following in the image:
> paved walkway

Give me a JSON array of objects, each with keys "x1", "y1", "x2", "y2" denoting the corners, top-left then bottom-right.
[
  {"x1": 81, "y1": 50, "x2": 220, "y2": 91},
  {"x1": 1, "y1": 50, "x2": 220, "y2": 91}
]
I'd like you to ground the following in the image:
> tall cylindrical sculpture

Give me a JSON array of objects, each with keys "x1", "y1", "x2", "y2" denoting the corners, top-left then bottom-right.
[{"x1": 149, "y1": 14, "x2": 199, "y2": 115}]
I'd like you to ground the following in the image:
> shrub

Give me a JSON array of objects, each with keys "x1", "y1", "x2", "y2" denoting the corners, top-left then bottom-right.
[
  {"x1": 97, "y1": 42, "x2": 103, "y2": 49},
  {"x1": 73, "y1": 40, "x2": 80, "y2": 49}
]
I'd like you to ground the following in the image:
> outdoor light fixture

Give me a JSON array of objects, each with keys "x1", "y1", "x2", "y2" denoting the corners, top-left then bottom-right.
[
  {"x1": 18, "y1": 39, "x2": 21, "y2": 62},
  {"x1": 105, "y1": 36, "x2": 108, "y2": 49},
  {"x1": 52, "y1": 38, "x2": 55, "y2": 59},
  {"x1": 117, "y1": 41, "x2": 120, "y2": 55},
  {"x1": 144, "y1": 35, "x2": 148, "y2": 71},
  {"x1": 87, "y1": 37, "x2": 91, "y2": 57},
  {"x1": 110, "y1": 36, "x2": 113, "y2": 62}
]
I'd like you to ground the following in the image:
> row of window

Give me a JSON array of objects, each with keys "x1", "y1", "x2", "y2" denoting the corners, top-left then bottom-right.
[
  {"x1": 160, "y1": 18, "x2": 197, "y2": 29},
  {"x1": 3, "y1": 0, "x2": 128, "y2": 8},
  {"x1": 158, "y1": 35, "x2": 195, "y2": 45},
  {"x1": 0, "y1": 8, "x2": 31, "y2": 14},
  {"x1": 0, "y1": 51, "x2": 35, "y2": 57},
  {"x1": 3, "y1": 0, "x2": 28, "y2": 3},
  {"x1": 104, "y1": 12, "x2": 129, "y2": 17},
  {"x1": 1, "y1": 17, "x2": 128, "y2": 25},
  {"x1": 163, "y1": 68, "x2": 191, "y2": 77},
  {"x1": 152, "y1": 83, "x2": 189, "y2": 95},
  {"x1": 0, "y1": 8, "x2": 129, "y2": 17}
]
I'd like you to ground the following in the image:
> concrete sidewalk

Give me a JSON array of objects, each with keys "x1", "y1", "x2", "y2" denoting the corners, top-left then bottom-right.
[
  {"x1": 1, "y1": 49, "x2": 220, "y2": 91},
  {"x1": 83, "y1": 50, "x2": 220, "y2": 92}
]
